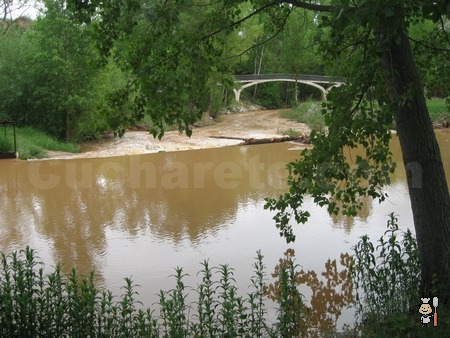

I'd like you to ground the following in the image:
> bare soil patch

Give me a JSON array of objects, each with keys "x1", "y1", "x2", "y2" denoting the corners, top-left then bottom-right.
[{"x1": 46, "y1": 110, "x2": 309, "y2": 160}]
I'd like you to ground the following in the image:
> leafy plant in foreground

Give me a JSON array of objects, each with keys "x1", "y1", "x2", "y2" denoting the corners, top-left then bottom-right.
[
  {"x1": 266, "y1": 249, "x2": 308, "y2": 337},
  {"x1": 0, "y1": 247, "x2": 313, "y2": 337},
  {"x1": 351, "y1": 213, "x2": 420, "y2": 326},
  {"x1": 248, "y1": 250, "x2": 268, "y2": 337},
  {"x1": 266, "y1": 248, "x2": 355, "y2": 338},
  {"x1": 159, "y1": 267, "x2": 189, "y2": 337}
]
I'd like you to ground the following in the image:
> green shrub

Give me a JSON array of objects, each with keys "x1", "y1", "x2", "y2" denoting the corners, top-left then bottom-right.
[
  {"x1": 279, "y1": 101, "x2": 326, "y2": 132},
  {"x1": 21, "y1": 146, "x2": 46, "y2": 159},
  {"x1": 280, "y1": 128, "x2": 302, "y2": 137}
]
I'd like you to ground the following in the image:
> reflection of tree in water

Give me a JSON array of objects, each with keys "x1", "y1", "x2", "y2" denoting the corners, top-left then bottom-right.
[
  {"x1": 330, "y1": 195, "x2": 373, "y2": 233},
  {"x1": 0, "y1": 162, "x2": 106, "y2": 283},
  {"x1": 329, "y1": 132, "x2": 449, "y2": 232},
  {"x1": 267, "y1": 249, "x2": 353, "y2": 336},
  {"x1": 0, "y1": 144, "x2": 298, "y2": 282},
  {"x1": 103, "y1": 145, "x2": 296, "y2": 243},
  {"x1": 327, "y1": 135, "x2": 408, "y2": 233}
]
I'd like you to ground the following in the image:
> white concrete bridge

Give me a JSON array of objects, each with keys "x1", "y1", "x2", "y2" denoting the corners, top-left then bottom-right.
[{"x1": 233, "y1": 74, "x2": 344, "y2": 102}]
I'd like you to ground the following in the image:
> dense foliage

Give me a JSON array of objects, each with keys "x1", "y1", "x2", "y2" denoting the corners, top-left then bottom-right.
[
  {"x1": 0, "y1": 0, "x2": 128, "y2": 142},
  {"x1": 1, "y1": 1, "x2": 447, "y2": 139},
  {"x1": 0, "y1": 1, "x2": 328, "y2": 140},
  {"x1": 0, "y1": 247, "x2": 312, "y2": 337}
]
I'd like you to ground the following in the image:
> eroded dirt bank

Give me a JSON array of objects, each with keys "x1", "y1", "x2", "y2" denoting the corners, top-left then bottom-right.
[{"x1": 46, "y1": 110, "x2": 310, "y2": 160}]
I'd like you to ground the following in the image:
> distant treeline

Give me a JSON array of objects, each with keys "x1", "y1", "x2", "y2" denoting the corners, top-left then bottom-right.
[{"x1": 0, "y1": 1, "x2": 445, "y2": 142}]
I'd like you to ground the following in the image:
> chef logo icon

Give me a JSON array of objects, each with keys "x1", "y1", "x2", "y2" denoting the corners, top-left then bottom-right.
[{"x1": 419, "y1": 297, "x2": 438, "y2": 327}]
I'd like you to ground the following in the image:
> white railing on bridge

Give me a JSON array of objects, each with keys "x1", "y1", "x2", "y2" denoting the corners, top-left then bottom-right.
[{"x1": 233, "y1": 74, "x2": 344, "y2": 102}]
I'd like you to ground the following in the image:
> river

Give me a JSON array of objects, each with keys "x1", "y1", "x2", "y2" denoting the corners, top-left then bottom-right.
[{"x1": 0, "y1": 129, "x2": 449, "y2": 332}]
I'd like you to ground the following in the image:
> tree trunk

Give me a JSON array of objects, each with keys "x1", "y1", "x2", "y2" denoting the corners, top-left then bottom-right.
[
  {"x1": 379, "y1": 20, "x2": 450, "y2": 302},
  {"x1": 253, "y1": 44, "x2": 264, "y2": 99},
  {"x1": 295, "y1": 79, "x2": 298, "y2": 104},
  {"x1": 209, "y1": 134, "x2": 310, "y2": 145}
]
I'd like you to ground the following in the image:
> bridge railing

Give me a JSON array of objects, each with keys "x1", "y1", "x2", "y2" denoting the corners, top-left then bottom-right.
[{"x1": 235, "y1": 74, "x2": 344, "y2": 83}]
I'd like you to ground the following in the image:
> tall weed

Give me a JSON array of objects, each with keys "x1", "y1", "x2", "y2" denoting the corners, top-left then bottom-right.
[
  {"x1": 352, "y1": 213, "x2": 420, "y2": 321},
  {"x1": 351, "y1": 213, "x2": 420, "y2": 336},
  {"x1": 0, "y1": 248, "x2": 313, "y2": 337}
]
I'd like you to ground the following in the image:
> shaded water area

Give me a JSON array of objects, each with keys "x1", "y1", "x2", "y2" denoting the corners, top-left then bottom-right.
[{"x1": 0, "y1": 130, "x2": 449, "y2": 332}]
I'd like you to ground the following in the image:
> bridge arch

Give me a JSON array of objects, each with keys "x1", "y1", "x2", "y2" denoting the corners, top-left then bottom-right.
[{"x1": 233, "y1": 74, "x2": 344, "y2": 103}]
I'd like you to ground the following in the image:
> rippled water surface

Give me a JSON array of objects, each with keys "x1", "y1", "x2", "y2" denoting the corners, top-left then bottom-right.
[{"x1": 0, "y1": 130, "x2": 448, "y2": 330}]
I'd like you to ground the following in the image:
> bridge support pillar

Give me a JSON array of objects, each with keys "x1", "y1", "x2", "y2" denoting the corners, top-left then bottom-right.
[{"x1": 233, "y1": 88, "x2": 242, "y2": 102}]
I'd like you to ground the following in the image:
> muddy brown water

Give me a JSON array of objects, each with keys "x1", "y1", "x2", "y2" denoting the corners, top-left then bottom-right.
[{"x1": 0, "y1": 130, "x2": 448, "y2": 331}]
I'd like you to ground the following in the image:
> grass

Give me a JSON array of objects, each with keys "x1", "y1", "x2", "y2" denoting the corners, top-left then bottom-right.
[
  {"x1": 280, "y1": 127, "x2": 302, "y2": 137},
  {"x1": 427, "y1": 98, "x2": 449, "y2": 121},
  {"x1": 279, "y1": 101, "x2": 326, "y2": 132},
  {"x1": 279, "y1": 99, "x2": 449, "y2": 132},
  {"x1": 0, "y1": 126, "x2": 79, "y2": 160}
]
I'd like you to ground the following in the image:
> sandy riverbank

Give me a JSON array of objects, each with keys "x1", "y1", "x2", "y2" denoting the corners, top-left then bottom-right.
[{"x1": 46, "y1": 110, "x2": 310, "y2": 160}]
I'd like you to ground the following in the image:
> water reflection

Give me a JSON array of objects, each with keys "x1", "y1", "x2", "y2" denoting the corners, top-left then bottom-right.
[
  {"x1": 329, "y1": 131, "x2": 449, "y2": 232},
  {"x1": 267, "y1": 249, "x2": 354, "y2": 336},
  {"x1": 0, "y1": 144, "x2": 301, "y2": 279}
]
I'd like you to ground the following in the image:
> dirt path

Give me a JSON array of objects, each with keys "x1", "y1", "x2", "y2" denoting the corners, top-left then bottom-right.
[{"x1": 47, "y1": 110, "x2": 309, "y2": 159}]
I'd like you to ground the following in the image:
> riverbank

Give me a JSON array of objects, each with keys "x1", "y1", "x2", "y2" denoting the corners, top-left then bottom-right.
[
  {"x1": 45, "y1": 109, "x2": 310, "y2": 160},
  {"x1": 23, "y1": 98, "x2": 450, "y2": 160},
  {"x1": 280, "y1": 98, "x2": 450, "y2": 131},
  {"x1": 1, "y1": 127, "x2": 79, "y2": 160}
]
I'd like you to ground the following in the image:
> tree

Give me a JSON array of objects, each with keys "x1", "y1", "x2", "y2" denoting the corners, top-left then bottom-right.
[
  {"x1": 29, "y1": 0, "x2": 102, "y2": 140},
  {"x1": 264, "y1": 0, "x2": 450, "y2": 303},
  {"x1": 0, "y1": 1, "x2": 124, "y2": 141},
  {"x1": 0, "y1": 22, "x2": 34, "y2": 123},
  {"x1": 68, "y1": 0, "x2": 450, "y2": 302},
  {"x1": 0, "y1": 1, "x2": 35, "y2": 122}
]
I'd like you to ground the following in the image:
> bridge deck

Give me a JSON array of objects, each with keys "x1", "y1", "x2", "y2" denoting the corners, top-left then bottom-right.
[
  {"x1": 232, "y1": 74, "x2": 344, "y2": 102},
  {"x1": 235, "y1": 74, "x2": 344, "y2": 83}
]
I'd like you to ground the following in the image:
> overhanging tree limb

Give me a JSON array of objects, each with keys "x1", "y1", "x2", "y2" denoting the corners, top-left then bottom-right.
[
  {"x1": 409, "y1": 36, "x2": 450, "y2": 52},
  {"x1": 279, "y1": 0, "x2": 338, "y2": 12}
]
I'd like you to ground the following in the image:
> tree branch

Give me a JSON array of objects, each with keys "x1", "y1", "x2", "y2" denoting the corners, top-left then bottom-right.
[
  {"x1": 279, "y1": 0, "x2": 338, "y2": 13},
  {"x1": 409, "y1": 36, "x2": 450, "y2": 53},
  {"x1": 200, "y1": 0, "x2": 340, "y2": 42},
  {"x1": 198, "y1": 1, "x2": 281, "y2": 43},
  {"x1": 220, "y1": 6, "x2": 295, "y2": 61}
]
